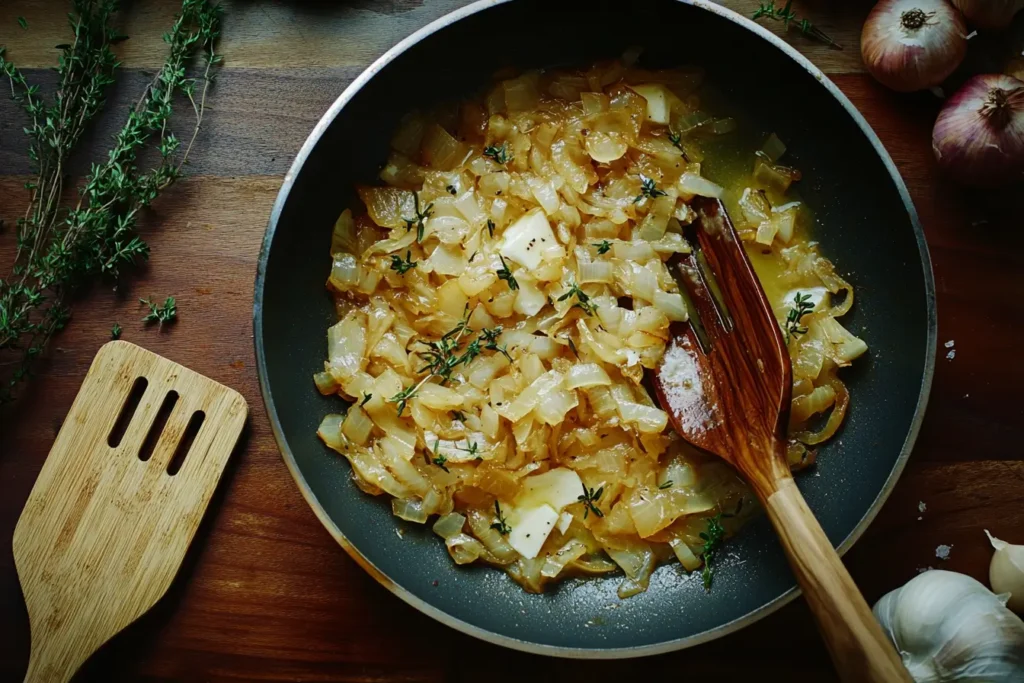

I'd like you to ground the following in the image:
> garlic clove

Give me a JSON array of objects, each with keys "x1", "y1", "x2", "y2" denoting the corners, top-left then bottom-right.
[{"x1": 986, "y1": 529, "x2": 1024, "y2": 614}]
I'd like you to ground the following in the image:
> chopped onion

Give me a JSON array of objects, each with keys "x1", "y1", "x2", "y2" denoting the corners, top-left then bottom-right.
[
  {"x1": 578, "y1": 260, "x2": 614, "y2": 284},
  {"x1": 761, "y1": 133, "x2": 787, "y2": 163},
  {"x1": 316, "y1": 413, "x2": 347, "y2": 452},
  {"x1": 653, "y1": 290, "x2": 689, "y2": 322},
  {"x1": 422, "y1": 123, "x2": 469, "y2": 171},
  {"x1": 313, "y1": 371, "x2": 338, "y2": 396},
  {"x1": 342, "y1": 404, "x2": 374, "y2": 445},
  {"x1": 541, "y1": 539, "x2": 588, "y2": 578},
  {"x1": 358, "y1": 186, "x2": 415, "y2": 229},
  {"x1": 433, "y1": 512, "x2": 466, "y2": 539},
  {"x1": 566, "y1": 363, "x2": 611, "y2": 389},
  {"x1": 618, "y1": 401, "x2": 669, "y2": 433},
  {"x1": 327, "y1": 311, "x2": 366, "y2": 382},
  {"x1": 585, "y1": 131, "x2": 629, "y2": 163},
  {"x1": 678, "y1": 172, "x2": 724, "y2": 198},
  {"x1": 392, "y1": 497, "x2": 430, "y2": 524}
]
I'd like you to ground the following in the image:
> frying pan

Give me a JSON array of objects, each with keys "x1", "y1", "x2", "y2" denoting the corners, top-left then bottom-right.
[{"x1": 254, "y1": 0, "x2": 936, "y2": 657}]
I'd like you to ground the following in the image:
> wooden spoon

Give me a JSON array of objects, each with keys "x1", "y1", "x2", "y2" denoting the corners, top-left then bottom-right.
[
  {"x1": 654, "y1": 198, "x2": 910, "y2": 683},
  {"x1": 13, "y1": 341, "x2": 247, "y2": 683}
]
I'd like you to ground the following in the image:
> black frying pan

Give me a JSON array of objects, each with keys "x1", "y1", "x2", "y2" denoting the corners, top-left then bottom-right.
[{"x1": 253, "y1": 0, "x2": 936, "y2": 657}]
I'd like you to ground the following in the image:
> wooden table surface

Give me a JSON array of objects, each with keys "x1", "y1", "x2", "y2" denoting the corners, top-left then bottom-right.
[{"x1": 2, "y1": 1, "x2": 1022, "y2": 681}]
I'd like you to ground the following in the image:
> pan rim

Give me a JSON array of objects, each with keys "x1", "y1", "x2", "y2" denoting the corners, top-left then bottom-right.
[{"x1": 253, "y1": 0, "x2": 937, "y2": 659}]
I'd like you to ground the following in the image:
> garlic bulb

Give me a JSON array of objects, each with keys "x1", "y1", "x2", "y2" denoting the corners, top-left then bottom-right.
[
  {"x1": 987, "y1": 530, "x2": 1024, "y2": 613},
  {"x1": 873, "y1": 570, "x2": 1024, "y2": 682}
]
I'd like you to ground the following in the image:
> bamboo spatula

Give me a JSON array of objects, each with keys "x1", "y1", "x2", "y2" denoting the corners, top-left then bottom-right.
[
  {"x1": 654, "y1": 198, "x2": 910, "y2": 683},
  {"x1": 13, "y1": 341, "x2": 247, "y2": 683}
]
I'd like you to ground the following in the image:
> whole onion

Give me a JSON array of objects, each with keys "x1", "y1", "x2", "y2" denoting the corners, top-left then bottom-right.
[
  {"x1": 933, "y1": 74, "x2": 1024, "y2": 186},
  {"x1": 861, "y1": 0, "x2": 967, "y2": 92},
  {"x1": 951, "y1": 0, "x2": 1024, "y2": 29}
]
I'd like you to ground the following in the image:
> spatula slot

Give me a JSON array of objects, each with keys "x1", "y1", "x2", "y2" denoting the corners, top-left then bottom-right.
[
  {"x1": 108, "y1": 377, "x2": 148, "y2": 448},
  {"x1": 138, "y1": 391, "x2": 179, "y2": 462},
  {"x1": 167, "y1": 410, "x2": 205, "y2": 476}
]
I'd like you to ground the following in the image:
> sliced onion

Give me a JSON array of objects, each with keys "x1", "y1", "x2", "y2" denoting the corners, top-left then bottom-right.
[
  {"x1": 578, "y1": 260, "x2": 614, "y2": 284},
  {"x1": 541, "y1": 539, "x2": 588, "y2": 578},
  {"x1": 313, "y1": 371, "x2": 339, "y2": 396},
  {"x1": 358, "y1": 186, "x2": 416, "y2": 229},
  {"x1": 392, "y1": 497, "x2": 430, "y2": 524},
  {"x1": 422, "y1": 123, "x2": 470, "y2": 171},
  {"x1": 432, "y1": 512, "x2": 467, "y2": 539},
  {"x1": 653, "y1": 290, "x2": 689, "y2": 322},
  {"x1": 566, "y1": 363, "x2": 611, "y2": 390},
  {"x1": 678, "y1": 172, "x2": 724, "y2": 198},
  {"x1": 317, "y1": 413, "x2": 347, "y2": 452},
  {"x1": 618, "y1": 402, "x2": 669, "y2": 433},
  {"x1": 342, "y1": 404, "x2": 374, "y2": 445}
]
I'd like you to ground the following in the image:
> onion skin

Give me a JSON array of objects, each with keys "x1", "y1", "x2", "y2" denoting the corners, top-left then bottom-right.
[
  {"x1": 951, "y1": 0, "x2": 1024, "y2": 29},
  {"x1": 933, "y1": 74, "x2": 1024, "y2": 186},
  {"x1": 861, "y1": 0, "x2": 968, "y2": 93}
]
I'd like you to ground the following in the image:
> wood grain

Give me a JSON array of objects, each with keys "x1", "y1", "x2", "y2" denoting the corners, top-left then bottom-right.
[
  {"x1": 765, "y1": 480, "x2": 910, "y2": 682},
  {"x1": 0, "y1": 0, "x2": 871, "y2": 72},
  {"x1": 1, "y1": 1, "x2": 1023, "y2": 681},
  {"x1": 13, "y1": 342, "x2": 247, "y2": 683}
]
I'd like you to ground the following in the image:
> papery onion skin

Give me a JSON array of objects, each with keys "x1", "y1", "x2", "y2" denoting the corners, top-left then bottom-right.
[
  {"x1": 932, "y1": 74, "x2": 1024, "y2": 186},
  {"x1": 951, "y1": 0, "x2": 1024, "y2": 29},
  {"x1": 861, "y1": 0, "x2": 967, "y2": 93}
]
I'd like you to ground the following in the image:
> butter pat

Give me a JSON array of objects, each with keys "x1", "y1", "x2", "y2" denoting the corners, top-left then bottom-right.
[
  {"x1": 517, "y1": 467, "x2": 583, "y2": 512},
  {"x1": 500, "y1": 209, "x2": 556, "y2": 271},
  {"x1": 507, "y1": 504, "x2": 559, "y2": 559},
  {"x1": 629, "y1": 84, "x2": 672, "y2": 125}
]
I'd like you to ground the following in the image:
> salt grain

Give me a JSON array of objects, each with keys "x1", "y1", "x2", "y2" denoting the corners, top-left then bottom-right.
[
  {"x1": 946, "y1": 349, "x2": 956, "y2": 360},
  {"x1": 935, "y1": 544, "x2": 952, "y2": 560}
]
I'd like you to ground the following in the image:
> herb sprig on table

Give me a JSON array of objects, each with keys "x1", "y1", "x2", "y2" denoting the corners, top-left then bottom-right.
[
  {"x1": 752, "y1": 1, "x2": 841, "y2": 50},
  {"x1": 0, "y1": 0, "x2": 222, "y2": 404}
]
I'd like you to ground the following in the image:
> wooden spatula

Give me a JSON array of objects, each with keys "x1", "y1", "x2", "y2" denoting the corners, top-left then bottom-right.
[
  {"x1": 654, "y1": 198, "x2": 910, "y2": 683},
  {"x1": 13, "y1": 341, "x2": 247, "y2": 683}
]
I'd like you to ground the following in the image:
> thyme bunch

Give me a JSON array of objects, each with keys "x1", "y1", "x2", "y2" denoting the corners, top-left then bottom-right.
[{"x1": 0, "y1": 0, "x2": 222, "y2": 403}]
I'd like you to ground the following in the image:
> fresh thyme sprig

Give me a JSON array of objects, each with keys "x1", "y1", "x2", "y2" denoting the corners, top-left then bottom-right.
[
  {"x1": 633, "y1": 173, "x2": 667, "y2": 204},
  {"x1": 496, "y1": 255, "x2": 519, "y2": 291},
  {"x1": 483, "y1": 142, "x2": 512, "y2": 165},
  {"x1": 783, "y1": 292, "x2": 814, "y2": 344},
  {"x1": 388, "y1": 310, "x2": 508, "y2": 415},
  {"x1": 699, "y1": 514, "x2": 726, "y2": 590},
  {"x1": 486, "y1": 219, "x2": 496, "y2": 238},
  {"x1": 479, "y1": 325, "x2": 511, "y2": 361},
  {"x1": 110, "y1": 322, "x2": 122, "y2": 340},
  {"x1": 140, "y1": 296, "x2": 177, "y2": 326},
  {"x1": 360, "y1": 392, "x2": 372, "y2": 407},
  {"x1": 403, "y1": 192, "x2": 433, "y2": 242},
  {"x1": 490, "y1": 500, "x2": 511, "y2": 535},
  {"x1": 752, "y1": 1, "x2": 841, "y2": 50},
  {"x1": 667, "y1": 130, "x2": 690, "y2": 160},
  {"x1": 578, "y1": 484, "x2": 605, "y2": 519},
  {"x1": 593, "y1": 240, "x2": 612, "y2": 255},
  {"x1": 0, "y1": 0, "x2": 222, "y2": 404},
  {"x1": 659, "y1": 480, "x2": 673, "y2": 489},
  {"x1": 558, "y1": 281, "x2": 596, "y2": 316},
  {"x1": 389, "y1": 250, "x2": 417, "y2": 275},
  {"x1": 430, "y1": 440, "x2": 450, "y2": 473}
]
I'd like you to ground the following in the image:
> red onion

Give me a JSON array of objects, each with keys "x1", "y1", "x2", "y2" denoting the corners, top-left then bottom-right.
[
  {"x1": 932, "y1": 74, "x2": 1024, "y2": 186},
  {"x1": 951, "y1": 0, "x2": 1024, "y2": 29},
  {"x1": 861, "y1": 0, "x2": 967, "y2": 93}
]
